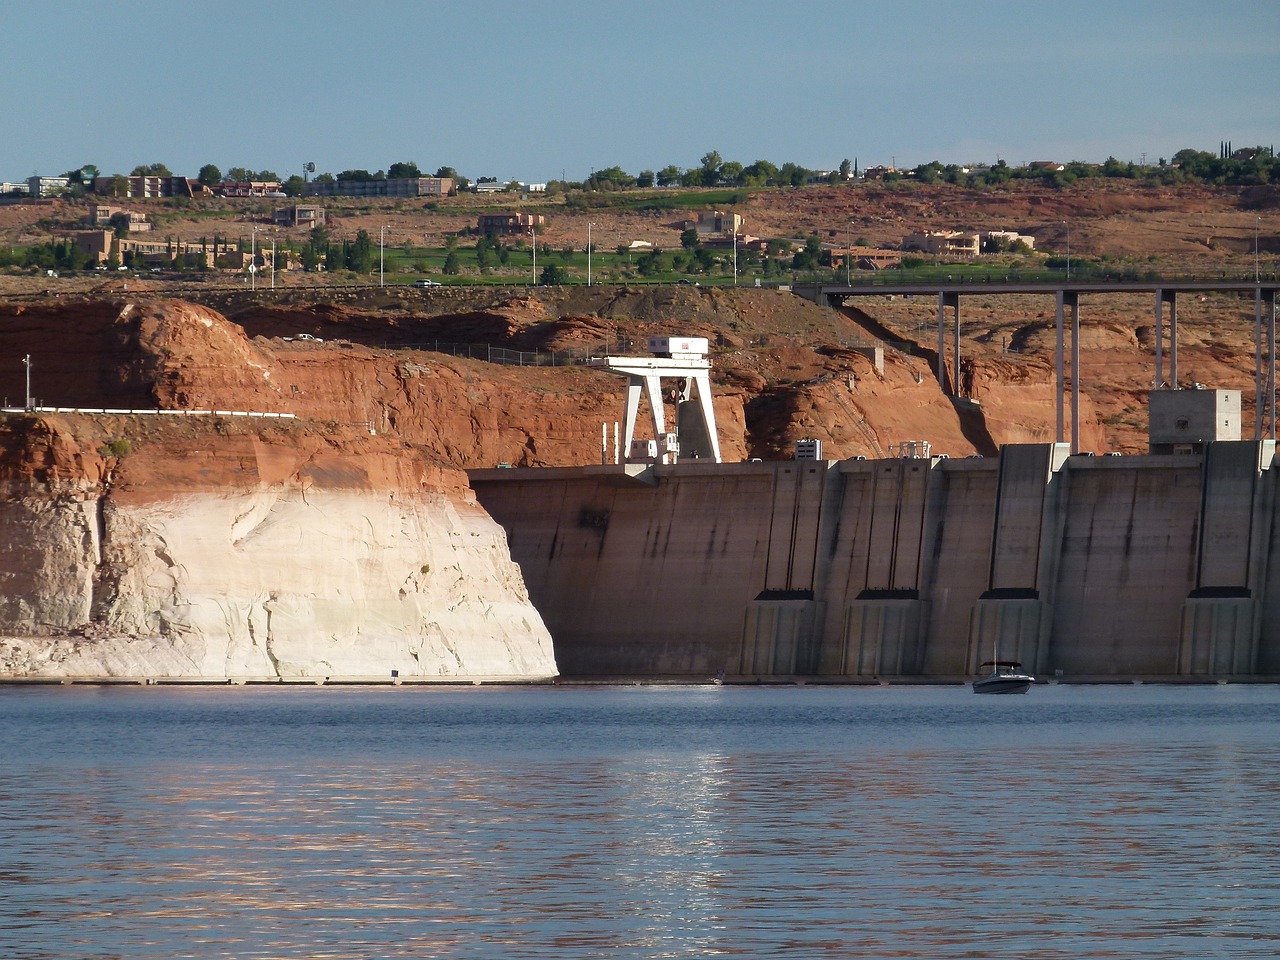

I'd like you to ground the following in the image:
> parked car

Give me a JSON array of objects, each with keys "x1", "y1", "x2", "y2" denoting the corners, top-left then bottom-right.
[{"x1": 413, "y1": 278, "x2": 441, "y2": 288}]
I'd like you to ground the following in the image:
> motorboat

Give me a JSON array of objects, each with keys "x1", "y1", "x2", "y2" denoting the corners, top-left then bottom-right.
[{"x1": 972, "y1": 660, "x2": 1034, "y2": 695}]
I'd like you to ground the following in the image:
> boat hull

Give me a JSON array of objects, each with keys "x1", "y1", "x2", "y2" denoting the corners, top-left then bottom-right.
[{"x1": 972, "y1": 675, "x2": 1032, "y2": 694}]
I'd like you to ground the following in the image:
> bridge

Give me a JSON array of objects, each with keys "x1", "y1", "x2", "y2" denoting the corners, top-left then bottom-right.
[{"x1": 794, "y1": 279, "x2": 1280, "y2": 451}]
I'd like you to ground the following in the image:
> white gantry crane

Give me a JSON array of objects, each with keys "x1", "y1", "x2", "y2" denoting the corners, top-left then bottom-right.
[{"x1": 587, "y1": 336, "x2": 721, "y2": 464}]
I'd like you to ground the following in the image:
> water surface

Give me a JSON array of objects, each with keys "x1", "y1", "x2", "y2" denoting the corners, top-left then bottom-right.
[{"x1": 2, "y1": 683, "x2": 1277, "y2": 958}]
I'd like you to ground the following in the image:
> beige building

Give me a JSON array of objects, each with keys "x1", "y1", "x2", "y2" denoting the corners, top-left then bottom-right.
[
  {"x1": 902, "y1": 230, "x2": 981, "y2": 258},
  {"x1": 694, "y1": 210, "x2": 744, "y2": 235},
  {"x1": 73, "y1": 231, "x2": 235, "y2": 268},
  {"x1": 87, "y1": 204, "x2": 151, "y2": 232},
  {"x1": 273, "y1": 204, "x2": 326, "y2": 229}
]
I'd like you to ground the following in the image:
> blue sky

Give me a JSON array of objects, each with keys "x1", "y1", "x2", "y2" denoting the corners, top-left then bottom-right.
[{"x1": 3, "y1": 0, "x2": 1276, "y2": 184}]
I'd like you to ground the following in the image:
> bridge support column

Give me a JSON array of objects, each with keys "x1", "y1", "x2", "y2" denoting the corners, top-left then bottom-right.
[
  {"x1": 937, "y1": 291, "x2": 960, "y2": 395},
  {"x1": 1155, "y1": 289, "x2": 1178, "y2": 390},
  {"x1": 1055, "y1": 291, "x2": 1080, "y2": 450},
  {"x1": 1254, "y1": 288, "x2": 1280, "y2": 439}
]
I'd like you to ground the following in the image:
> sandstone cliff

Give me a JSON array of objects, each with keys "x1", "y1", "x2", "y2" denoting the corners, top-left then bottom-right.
[{"x1": 0, "y1": 410, "x2": 556, "y2": 681}]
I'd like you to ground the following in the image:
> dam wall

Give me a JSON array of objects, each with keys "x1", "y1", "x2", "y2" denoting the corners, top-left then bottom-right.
[{"x1": 471, "y1": 441, "x2": 1280, "y2": 679}]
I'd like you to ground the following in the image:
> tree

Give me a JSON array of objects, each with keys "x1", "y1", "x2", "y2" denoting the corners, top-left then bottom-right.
[
  {"x1": 131, "y1": 162, "x2": 172, "y2": 177},
  {"x1": 656, "y1": 165, "x2": 683, "y2": 187},
  {"x1": 680, "y1": 228, "x2": 701, "y2": 251},
  {"x1": 839, "y1": 158, "x2": 852, "y2": 180},
  {"x1": 434, "y1": 166, "x2": 459, "y2": 179},
  {"x1": 300, "y1": 244, "x2": 321, "y2": 272},
  {"x1": 719, "y1": 161, "x2": 744, "y2": 185},
  {"x1": 348, "y1": 229, "x2": 374, "y2": 273},
  {"x1": 108, "y1": 212, "x2": 131, "y2": 238},
  {"x1": 742, "y1": 159, "x2": 779, "y2": 186},
  {"x1": 700, "y1": 150, "x2": 723, "y2": 184},
  {"x1": 443, "y1": 250, "x2": 460, "y2": 275},
  {"x1": 281, "y1": 175, "x2": 305, "y2": 197},
  {"x1": 387, "y1": 161, "x2": 422, "y2": 179},
  {"x1": 636, "y1": 170, "x2": 656, "y2": 188},
  {"x1": 197, "y1": 164, "x2": 222, "y2": 187},
  {"x1": 637, "y1": 249, "x2": 663, "y2": 276},
  {"x1": 539, "y1": 264, "x2": 569, "y2": 285}
]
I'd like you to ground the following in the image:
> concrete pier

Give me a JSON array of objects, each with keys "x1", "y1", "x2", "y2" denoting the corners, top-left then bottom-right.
[{"x1": 472, "y1": 442, "x2": 1280, "y2": 680}]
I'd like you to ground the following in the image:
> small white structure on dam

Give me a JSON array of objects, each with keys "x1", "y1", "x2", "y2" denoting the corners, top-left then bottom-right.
[
  {"x1": 1149, "y1": 388, "x2": 1241, "y2": 455},
  {"x1": 587, "y1": 336, "x2": 722, "y2": 464}
]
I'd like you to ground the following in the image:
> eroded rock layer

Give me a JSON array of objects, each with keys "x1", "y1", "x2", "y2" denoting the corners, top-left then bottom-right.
[{"x1": 0, "y1": 413, "x2": 556, "y2": 680}]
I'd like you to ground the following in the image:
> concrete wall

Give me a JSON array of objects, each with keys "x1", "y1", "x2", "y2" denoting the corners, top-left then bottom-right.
[{"x1": 472, "y1": 441, "x2": 1280, "y2": 679}]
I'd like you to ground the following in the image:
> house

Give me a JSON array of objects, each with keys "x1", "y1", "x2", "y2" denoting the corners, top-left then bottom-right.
[
  {"x1": 477, "y1": 212, "x2": 545, "y2": 236},
  {"x1": 902, "y1": 230, "x2": 981, "y2": 258},
  {"x1": 862, "y1": 165, "x2": 893, "y2": 181},
  {"x1": 273, "y1": 204, "x2": 326, "y2": 229},
  {"x1": 1028, "y1": 161, "x2": 1065, "y2": 172}
]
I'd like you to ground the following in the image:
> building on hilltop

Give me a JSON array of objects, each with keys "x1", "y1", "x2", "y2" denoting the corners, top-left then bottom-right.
[
  {"x1": 92, "y1": 176, "x2": 209, "y2": 199},
  {"x1": 27, "y1": 176, "x2": 70, "y2": 197},
  {"x1": 303, "y1": 177, "x2": 453, "y2": 198},
  {"x1": 477, "y1": 212, "x2": 545, "y2": 236},
  {"x1": 216, "y1": 180, "x2": 283, "y2": 198}
]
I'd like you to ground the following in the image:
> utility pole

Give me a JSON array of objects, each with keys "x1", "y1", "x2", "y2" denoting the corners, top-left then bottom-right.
[
  {"x1": 847, "y1": 220, "x2": 853, "y2": 285},
  {"x1": 587, "y1": 221, "x2": 593, "y2": 286},
  {"x1": 23, "y1": 354, "x2": 31, "y2": 411}
]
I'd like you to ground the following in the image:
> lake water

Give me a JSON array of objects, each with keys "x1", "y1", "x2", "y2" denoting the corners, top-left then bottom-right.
[{"x1": 1, "y1": 682, "x2": 1278, "y2": 959}]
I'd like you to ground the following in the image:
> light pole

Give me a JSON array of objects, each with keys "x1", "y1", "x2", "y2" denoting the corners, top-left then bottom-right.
[
  {"x1": 1257, "y1": 216, "x2": 1262, "y2": 283},
  {"x1": 270, "y1": 235, "x2": 276, "y2": 291},
  {"x1": 379, "y1": 225, "x2": 387, "y2": 287},
  {"x1": 733, "y1": 223, "x2": 738, "y2": 285},
  {"x1": 1061, "y1": 220, "x2": 1070, "y2": 280},
  {"x1": 251, "y1": 226, "x2": 258, "y2": 291},
  {"x1": 23, "y1": 354, "x2": 31, "y2": 411},
  {"x1": 530, "y1": 226, "x2": 537, "y2": 284},
  {"x1": 587, "y1": 221, "x2": 593, "y2": 286}
]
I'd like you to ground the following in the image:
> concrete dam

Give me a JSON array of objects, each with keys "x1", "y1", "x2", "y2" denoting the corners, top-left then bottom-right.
[{"x1": 471, "y1": 441, "x2": 1280, "y2": 680}]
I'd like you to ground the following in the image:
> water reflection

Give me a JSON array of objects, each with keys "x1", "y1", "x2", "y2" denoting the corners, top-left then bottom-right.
[{"x1": 1, "y1": 684, "x2": 1278, "y2": 958}]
